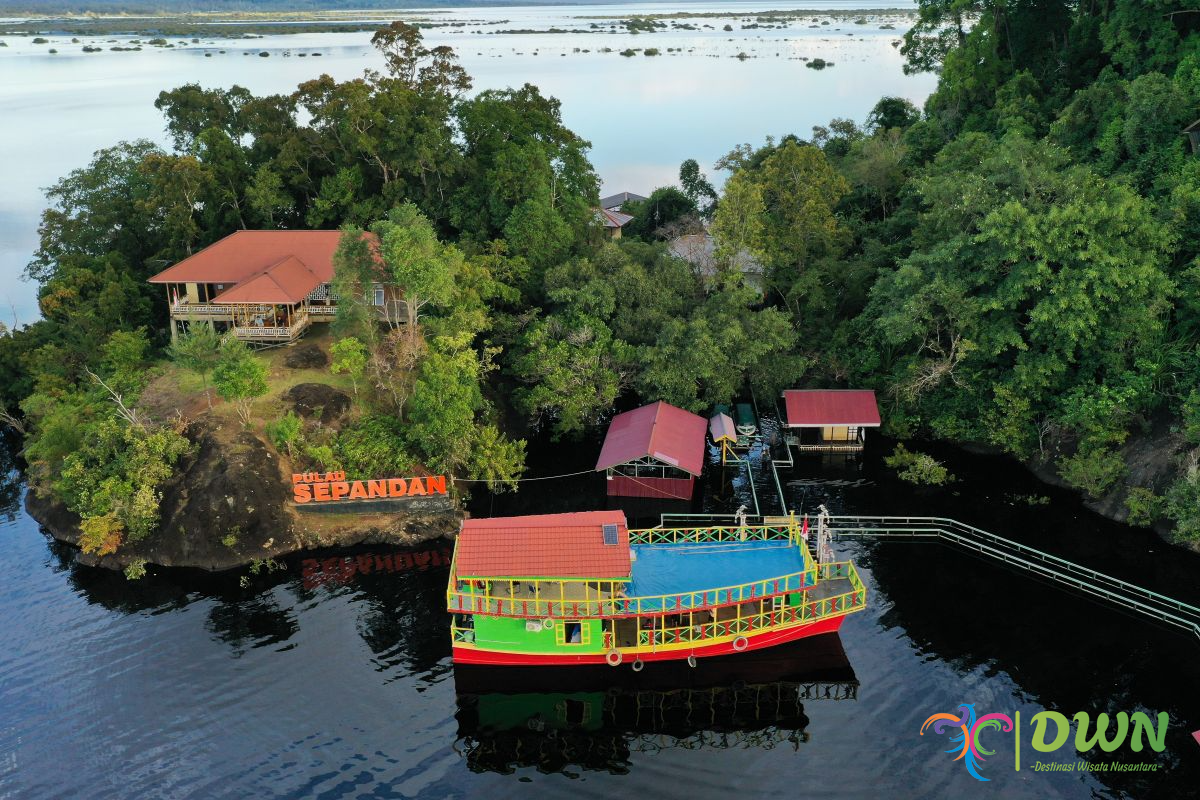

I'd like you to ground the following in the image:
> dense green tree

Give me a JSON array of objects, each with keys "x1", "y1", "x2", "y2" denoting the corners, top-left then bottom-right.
[
  {"x1": 679, "y1": 158, "x2": 718, "y2": 213},
  {"x1": 330, "y1": 336, "x2": 368, "y2": 396},
  {"x1": 866, "y1": 96, "x2": 921, "y2": 133},
  {"x1": 621, "y1": 187, "x2": 698, "y2": 240},
  {"x1": 856, "y1": 134, "x2": 1174, "y2": 482},
  {"x1": 212, "y1": 339, "x2": 269, "y2": 424},
  {"x1": 452, "y1": 84, "x2": 598, "y2": 254}
]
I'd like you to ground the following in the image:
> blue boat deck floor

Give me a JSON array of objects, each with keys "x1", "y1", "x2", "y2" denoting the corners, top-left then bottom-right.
[{"x1": 629, "y1": 540, "x2": 806, "y2": 599}]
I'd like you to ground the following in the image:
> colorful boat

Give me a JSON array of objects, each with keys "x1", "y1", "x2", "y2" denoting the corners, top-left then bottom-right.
[{"x1": 447, "y1": 511, "x2": 867, "y2": 666}]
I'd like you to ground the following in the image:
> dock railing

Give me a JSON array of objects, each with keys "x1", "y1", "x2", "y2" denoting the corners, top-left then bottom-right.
[{"x1": 825, "y1": 515, "x2": 1200, "y2": 641}]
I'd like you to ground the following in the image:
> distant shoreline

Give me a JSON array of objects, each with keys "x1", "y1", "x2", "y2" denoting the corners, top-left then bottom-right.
[{"x1": 0, "y1": 6, "x2": 915, "y2": 37}]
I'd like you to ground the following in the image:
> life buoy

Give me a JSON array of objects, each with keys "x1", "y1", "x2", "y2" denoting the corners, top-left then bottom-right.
[
  {"x1": 606, "y1": 649, "x2": 623, "y2": 667},
  {"x1": 631, "y1": 659, "x2": 645, "y2": 672},
  {"x1": 732, "y1": 636, "x2": 749, "y2": 651},
  {"x1": 687, "y1": 655, "x2": 698, "y2": 668}
]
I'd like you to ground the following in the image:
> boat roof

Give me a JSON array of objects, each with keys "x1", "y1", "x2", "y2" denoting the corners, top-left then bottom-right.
[
  {"x1": 782, "y1": 390, "x2": 881, "y2": 427},
  {"x1": 595, "y1": 401, "x2": 709, "y2": 476},
  {"x1": 709, "y1": 412, "x2": 736, "y2": 443},
  {"x1": 455, "y1": 511, "x2": 631, "y2": 579}
]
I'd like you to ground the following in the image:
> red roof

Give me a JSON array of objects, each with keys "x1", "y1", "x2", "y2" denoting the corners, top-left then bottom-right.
[
  {"x1": 148, "y1": 230, "x2": 346, "y2": 286},
  {"x1": 210, "y1": 256, "x2": 322, "y2": 305},
  {"x1": 455, "y1": 511, "x2": 631, "y2": 579},
  {"x1": 782, "y1": 390, "x2": 881, "y2": 427},
  {"x1": 595, "y1": 401, "x2": 708, "y2": 476}
]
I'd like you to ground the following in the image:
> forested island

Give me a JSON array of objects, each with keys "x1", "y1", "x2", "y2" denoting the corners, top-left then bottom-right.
[{"x1": 3, "y1": 3, "x2": 1200, "y2": 575}]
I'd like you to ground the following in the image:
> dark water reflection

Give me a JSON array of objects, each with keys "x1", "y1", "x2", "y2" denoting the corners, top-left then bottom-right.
[{"x1": 2, "y1": 423, "x2": 1200, "y2": 798}]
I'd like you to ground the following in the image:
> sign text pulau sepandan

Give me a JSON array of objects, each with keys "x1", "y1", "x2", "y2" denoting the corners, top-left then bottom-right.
[{"x1": 292, "y1": 471, "x2": 448, "y2": 504}]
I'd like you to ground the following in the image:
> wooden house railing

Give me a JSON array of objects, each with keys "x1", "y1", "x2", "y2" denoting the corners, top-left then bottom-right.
[
  {"x1": 233, "y1": 313, "x2": 311, "y2": 341},
  {"x1": 171, "y1": 302, "x2": 233, "y2": 316}
]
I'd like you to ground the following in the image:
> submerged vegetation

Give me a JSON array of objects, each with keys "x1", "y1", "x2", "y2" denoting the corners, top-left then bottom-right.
[
  {"x1": 3, "y1": 2, "x2": 1200, "y2": 553},
  {"x1": 884, "y1": 444, "x2": 954, "y2": 486}
]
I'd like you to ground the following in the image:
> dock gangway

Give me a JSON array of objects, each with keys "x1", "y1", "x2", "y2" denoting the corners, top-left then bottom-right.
[{"x1": 824, "y1": 515, "x2": 1200, "y2": 642}]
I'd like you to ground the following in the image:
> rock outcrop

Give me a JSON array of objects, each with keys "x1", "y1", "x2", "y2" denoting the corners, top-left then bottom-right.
[{"x1": 25, "y1": 416, "x2": 460, "y2": 573}]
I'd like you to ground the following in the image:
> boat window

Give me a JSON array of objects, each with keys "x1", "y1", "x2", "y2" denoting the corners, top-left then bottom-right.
[{"x1": 561, "y1": 621, "x2": 584, "y2": 644}]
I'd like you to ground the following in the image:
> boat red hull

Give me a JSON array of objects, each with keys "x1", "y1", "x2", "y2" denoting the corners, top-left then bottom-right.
[{"x1": 452, "y1": 613, "x2": 847, "y2": 666}]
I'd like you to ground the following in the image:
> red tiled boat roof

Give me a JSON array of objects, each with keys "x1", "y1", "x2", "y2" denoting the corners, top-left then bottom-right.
[
  {"x1": 595, "y1": 401, "x2": 708, "y2": 476},
  {"x1": 148, "y1": 230, "x2": 346, "y2": 285},
  {"x1": 782, "y1": 390, "x2": 881, "y2": 427},
  {"x1": 210, "y1": 256, "x2": 322, "y2": 305},
  {"x1": 456, "y1": 511, "x2": 631, "y2": 579}
]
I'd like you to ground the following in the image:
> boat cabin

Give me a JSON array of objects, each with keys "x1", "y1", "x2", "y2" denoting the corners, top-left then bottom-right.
[
  {"x1": 782, "y1": 390, "x2": 881, "y2": 451},
  {"x1": 595, "y1": 402, "x2": 708, "y2": 499},
  {"x1": 447, "y1": 511, "x2": 867, "y2": 666}
]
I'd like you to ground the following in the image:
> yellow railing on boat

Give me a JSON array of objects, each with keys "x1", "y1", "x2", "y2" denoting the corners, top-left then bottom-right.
[
  {"x1": 632, "y1": 561, "x2": 866, "y2": 647},
  {"x1": 447, "y1": 519, "x2": 820, "y2": 619},
  {"x1": 448, "y1": 561, "x2": 867, "y2": 649}
]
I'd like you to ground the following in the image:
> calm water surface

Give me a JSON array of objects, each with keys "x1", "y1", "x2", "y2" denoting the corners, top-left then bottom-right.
[
  {"x1": 1, "y1": 421, "x2": 1199, "y2": 799},
  {"x1": 0, "y1": 1, "x2": 934, "y2": 324}
]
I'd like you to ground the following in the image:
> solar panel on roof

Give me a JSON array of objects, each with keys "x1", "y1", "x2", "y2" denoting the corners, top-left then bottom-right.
[{"x1": 602, "y1": 523, "x2": 619, "y2": 545}]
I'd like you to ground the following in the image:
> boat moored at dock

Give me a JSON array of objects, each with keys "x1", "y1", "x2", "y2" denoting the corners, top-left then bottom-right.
[{"x1": 447, "y1": 511, "x2": 867, "y2": 667}]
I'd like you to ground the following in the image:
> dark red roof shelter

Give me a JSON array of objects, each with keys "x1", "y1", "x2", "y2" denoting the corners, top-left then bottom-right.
[
  {"x1": 595, "y1": 402, "x2": 708, "y2": 500},
  {"x1": 782, "y1": 390, "x2": 881, "y2": 428}
]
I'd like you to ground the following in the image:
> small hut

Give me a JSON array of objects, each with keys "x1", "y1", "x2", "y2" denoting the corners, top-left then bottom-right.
[
  {"x1": 595, "y1": 402, "x2": 708, "y2": 499},
  {"x1": 782, "y1": 390, "x2": 881, "y2": 451}
]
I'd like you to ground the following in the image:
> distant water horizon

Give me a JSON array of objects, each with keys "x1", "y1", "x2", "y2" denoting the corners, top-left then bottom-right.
[{"x1": 0, "y1": 1, "x2": 931, "y2": 324}]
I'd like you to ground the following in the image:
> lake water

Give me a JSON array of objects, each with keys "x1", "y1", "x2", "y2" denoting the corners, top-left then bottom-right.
[
  {"x1": 1, "y1": 418, "x2": 1200, "y2": 798},
  {"x1": 0, "y1": 1, "x2": 934, "y2": 325},
  {"x1": 5, "y1": 7, "x2": 1198, "y2": 796}
]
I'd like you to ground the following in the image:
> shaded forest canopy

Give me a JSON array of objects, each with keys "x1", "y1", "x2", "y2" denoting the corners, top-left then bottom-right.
[{"x1": 6, "y1": 3, "x2": 1200, "y2": 556}]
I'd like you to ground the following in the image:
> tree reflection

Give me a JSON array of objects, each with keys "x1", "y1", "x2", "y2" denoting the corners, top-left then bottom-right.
[
  {"x1": 204, "y1": 590, "x2": 299, "y2": 656},
  {"x1": 0, "y1": 432, "x2": 24, "y2": 522}
]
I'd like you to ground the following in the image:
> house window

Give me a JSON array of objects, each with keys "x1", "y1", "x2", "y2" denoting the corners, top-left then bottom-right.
[
  {"x1": 558, "y1": 620, "x2": 588, "y2": 645},
  {"x1": 847, "y1": 426, "x2": 860, "y2": 440},
  {"x1": 373, "y1": 286, "x2": 385, "y2": 306}
]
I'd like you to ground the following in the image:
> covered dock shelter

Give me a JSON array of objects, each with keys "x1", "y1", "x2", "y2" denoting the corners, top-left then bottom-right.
[
  {"x1": 595, "y1": 402, "x2": 708, "y2": 500},
  {"x1": 782, "y1": 390, "x2": 881, "y2": 451}
]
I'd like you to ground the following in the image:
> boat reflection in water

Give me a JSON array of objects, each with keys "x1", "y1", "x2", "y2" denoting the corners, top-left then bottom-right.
[{"x1": 453, "y1": 632, "x2": 857, "y2": 774}]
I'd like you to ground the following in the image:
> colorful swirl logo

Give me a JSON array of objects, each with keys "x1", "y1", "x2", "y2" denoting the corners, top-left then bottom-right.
[{"x1": 919, "y1": 703, "x2": 1015, "y2": 782}]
